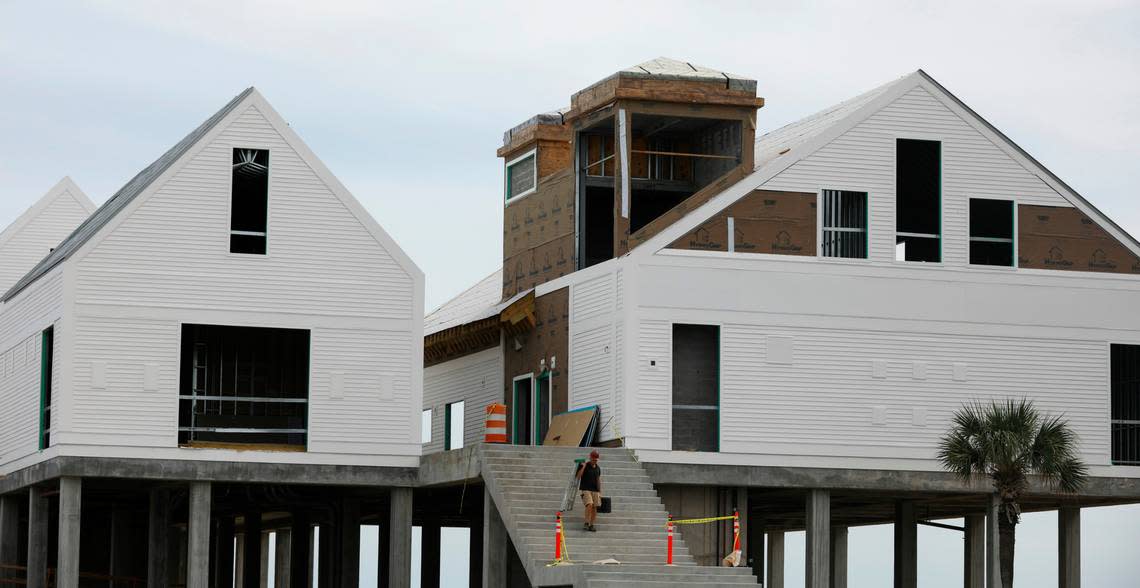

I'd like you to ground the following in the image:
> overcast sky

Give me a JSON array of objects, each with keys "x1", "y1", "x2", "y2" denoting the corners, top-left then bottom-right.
[{"x1": 2, "y1": 1, "x2": 1139, "y2": 586}]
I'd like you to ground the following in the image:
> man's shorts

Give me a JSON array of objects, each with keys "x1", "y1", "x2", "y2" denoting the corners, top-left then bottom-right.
[{"x1": 580, "y1": 490, "x2": 602, "y2": 508}]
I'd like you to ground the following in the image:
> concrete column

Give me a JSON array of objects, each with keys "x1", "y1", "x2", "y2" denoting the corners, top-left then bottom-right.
[
  {"x1": 260, "y1": 532, "x2": 271, "y2": 588},
  {"x1": 894, "y1": 501, "x2": 917, "y2": 588},
  {"x1": 0, "y1": 494, "x2": 20, "y2": 569},
  {"x1": 830, "y1": 526, "x2": 848, "y2": 588},
  {"x1": 964, "y1": 514, "x2": 985, "y2": 588},
  {"x1": 339, "y1": 499, "x2": 361, "y2": 588},
  {"x1": 244, "y1": 512, "x2": 263, "y2": 588},
  {"x1": 1058, "y1": 507, "x2": 1080, "y2": 588},
  {"x1": 481, "y1": 488, "x2": 507, "y2": 588},
  {"x1": 275, "y1": 528, "x2": 292, "y2": 588},
  {"x1": 289, "y1": 513, "x2": 311, "y2": 588},
  {"x1": 56, "y1": 477, "x2": 82, "y2": 588},
  {"x1": 766, "y1": 531, "x2": 785, "y2": 588},
  {"x1": 149, "y1": 489, "x2": 171, "y2": 588},
  {"x1": 388, "y1": 489, "x2": 413, "y2": 588},
  {"x1": 986, "y1": 494, "x2": 1002, "y2": 588},
  {"x1": 215, "y1": 517, "x2": 235, "y2": 588},
  {"x1": 235, "y1": 534, "x2": 246, "y2": 587},
  {"x1": 805, "y1": 489, "x2": 830, "y2": 588},
  {"x1": 188, "y1": 481, "x2": 212, "y2": 588},
  {"x1": 420, "y1": 524, "x2": 441, "y2": 588},
  {"x1": 27, "y1": 488, "x2": 49, "y2": 588}
]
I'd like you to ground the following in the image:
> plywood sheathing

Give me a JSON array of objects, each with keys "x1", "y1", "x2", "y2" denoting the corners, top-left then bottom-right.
[
  {"x1": 504, "y1": 287, "x2": 570, "y2": 439},
  {"x1": 423, "y1": 315, "x2": 501, "y2": 367},
  {"x1": 628, "y1": 166, "x2": 750, "y2": 250},
  {"x1": 1018, "y1": 204, "x2": 1140, "y2": 274},
  {"x1": 502, "y1": 168, "x2": 576, "y2": 298},
  {"x1": 669, "y1": 189, "x2": 817, "y2": 255}
]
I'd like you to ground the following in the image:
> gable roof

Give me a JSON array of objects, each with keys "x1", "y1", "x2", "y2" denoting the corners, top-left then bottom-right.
[
  {"x1": 2, "y1": 88, "x2": 255, "y2": 302},
  {"x1": 637, "y1": 69, "x2": 1140, "y2": 260},
  {"x1": 0, "y1": 176, "x2": 95, "y2": 252},
  {"x1": 424, "y1": 268, "x2": 503, "y2": 335}
]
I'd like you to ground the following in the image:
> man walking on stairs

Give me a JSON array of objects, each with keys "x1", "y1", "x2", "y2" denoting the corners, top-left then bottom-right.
[{"x1": 576, "y1": 450, "x2": 603, "y2": 532}]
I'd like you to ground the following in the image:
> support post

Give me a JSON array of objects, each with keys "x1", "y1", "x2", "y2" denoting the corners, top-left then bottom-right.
[
  {"x1": 260, "y1": 532, "x2": 271, "y2": 588},
  {"x1": 244, "y1": 512, "x2": 263, "y2": 588},
  {"x1": 188, "y1": 482, "x2": 212, "y2": 588},
  {"x1": 275, "y1": 528, "x2": 292, "y2": 588},
  {"x1": 27, "y1": 488, "x2": 48, "y2": 588},
  {"x1": 339, "y1": 499, "x2": 361, "y2": 588},
  {"x1": 420, "y1": 524, "x2": 441, "y2": 588},
  {"x1": 830, "y1": 526, "x2": 848, "y2": 588},
  {"x1": 388, "y1": 488, "x2": 413, "y2": 588},
  {"x1": 1058, "y1": 507, "x2": 1080, "y2": 588},
  {"x1": 805, "y1": 489, "x2": 830, "y2": 588},
  {"x1": 894, "y1": 501, "x2": 917, "y2": 588},
  {"x1": 482, "y1": 488, "x2": 507, "y2": 588},
  {"x1": 964, "y1": 514, "x2": 985, "y2": 588},
  {"x1": 56, "y1": 477, "x2": 82, "y2": 588},
  {"x1": 289, "y1": 512, "x2": 311, "y2": 588},
  {"x1": 0, "y1": 494, "x2": 20, "y2": 574},
  {"x1": 986, "y1": 494, "x2": 1002, "y2": 588},
  {"x1": 766, "y1": 531, "x2": 785, "y2": 588},
  {"x1": 215, "y1": 516, "x2": 235, "y2": 588}
]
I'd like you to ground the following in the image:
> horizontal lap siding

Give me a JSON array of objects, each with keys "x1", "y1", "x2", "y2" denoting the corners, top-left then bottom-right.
[
  {"x1": 570, "y1": 271, "x2": 620, "y2": 440},
  {"x1": 67, "y1": 104, "x2": 419, "y2": 456},
  {"x1": 635, "y1": 320, "x2": 671, "y2": 441},
  {"x1": 422, "y1": 347, "x2": 502, "y2": 454},
  {"x1": 0, "y1": 192, "x2": 91, "y2": 293},
  {"x1": 0, "y1": 270, "x2": 63, "y2": 467},
  {"x1": 763, "y1": 86, "x2": 1068, "y2": 266},
  {"x1": 308, "y1": 328, "x2": 415, "y2": 451},
  {"x1": 75, "y1": 105, "x2": 413, "y2": 318},
  {"x1": 717, "y1": 324, "x2": 1110, "y2": 464}
]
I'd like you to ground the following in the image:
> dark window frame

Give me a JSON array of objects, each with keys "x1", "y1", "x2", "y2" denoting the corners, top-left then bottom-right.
[
  {"x1": 895, "y1": 138, "x2": 942, "y2": 263},
  {"x1": 230, "y1": 147, "x2": 270, "y2": 255},
  {"x1": 969, "y1": 198, "x2": 1016, "y2": 267},
  {"x1": 1111, "y1": 343, "x2": 1140, "y2": 465},
  {"x1": 39, "y1": 326, "x2": 53, "y2": 450},
  {"x1": 821, "y1": 189, "x2": 869, "y2": 259}
]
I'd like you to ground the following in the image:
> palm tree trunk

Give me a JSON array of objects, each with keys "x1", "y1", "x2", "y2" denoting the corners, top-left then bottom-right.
[{"x1": 998, "y1": 506, "x2": 1017, "y2": 587}]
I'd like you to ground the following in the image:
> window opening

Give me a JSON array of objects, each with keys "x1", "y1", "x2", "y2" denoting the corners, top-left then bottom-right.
[
  {"x1": 179, "y1": 324, "x2": 309, "y2": 447},
  {"x1": 1112, "y1": 344, "x2": 1140, "y2": 465},
  {"x1": 578, "y1": 120, "x2": 616, "y2": 270},
  {"x1": 39, "y1": 326, "x2": 53, "y2": 450},
  {"x1": 505, "y1": 150, "x2": 537, "y2": 202},
  {"x1": 445, "y1": 401, "x2": 465, "y2": 450},
  {"x1": 512, "y1": 375, "x2": 534, "y2": 445},
  {"x1": 822, "y1": 190, "x2": 868, "y2": 259},
  {"x1": 231, "y1": 148, "x2": 269, "y2": 254},
  {"x1": 671, "y1": 324, "x2": 719, "y2": 452},
  {"x1": 969, "y1": 198, "x2": 1014, "y2": 267},
  {"x1": 422, "y1": 409, "x2": 432, "y2": 444},
  {"x1": 895, "y1": 139, "x2": 941, "y2": 262}
]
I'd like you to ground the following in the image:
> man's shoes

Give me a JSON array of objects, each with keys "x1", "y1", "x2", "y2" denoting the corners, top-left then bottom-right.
[
  {"x1": 588, "y1": 524, "x2": 597, "y2": 532},
  {"x1": 583, "y1": 522, "x2": 590, "y2": 530}
]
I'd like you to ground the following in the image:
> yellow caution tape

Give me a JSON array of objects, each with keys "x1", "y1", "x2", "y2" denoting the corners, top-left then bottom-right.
[{"x1": 670, "y1": 515, "x2": 737, "y2": 525}]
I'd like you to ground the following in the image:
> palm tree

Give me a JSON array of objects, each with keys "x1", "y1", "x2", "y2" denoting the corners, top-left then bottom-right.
[{"x1": 937, "y1": 399, "x2": 1087, "y2": 587}]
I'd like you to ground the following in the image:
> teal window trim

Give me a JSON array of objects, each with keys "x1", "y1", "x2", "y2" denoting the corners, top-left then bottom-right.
[
  {"x1": 715, "y1": 325, "x2": 721, "y2": 453},
  {"x1": 444, "y1": 404, "x2": 452, "y2": 450},
  {"x1": 534, "y1": 371, "x2": 552, "y2": 445},
  {"x1": 38, "y1": 326, "x2": 53, "y2": 451},
  {"x1": 504, "y1": 149, "x2": 538, "y2": 204}
]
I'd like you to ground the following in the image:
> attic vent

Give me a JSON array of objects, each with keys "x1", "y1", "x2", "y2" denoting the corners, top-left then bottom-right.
[{"x1": 230, "y1": 148, "x2": 269, "y2": 254}]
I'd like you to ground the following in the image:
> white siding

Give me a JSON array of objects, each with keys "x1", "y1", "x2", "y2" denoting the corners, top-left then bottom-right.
[
  {"x1": 0, "y1": 187, "x2": 92, "y2": 293},
  {"x1": 422, "y1": 346, "x2": 503, "y2": 454},
  {"x1": 569, "y1": 270, "x2": 625, "y2": 441},
  {"x1": 762, "y1": 86, "x2": 1070, "y2": 265},
  {"x1": 74, "y1": 104, "x2": 413, "y2": 318},
  {"x1": 61, "y1": 102, "x2": 421, "y2": 462},
  {"x1": 635, "y1": 319, "x2": 671, "y2": 447},
  {"x1": 0, "y1": 268, "x2": 64, "y2": 468}
]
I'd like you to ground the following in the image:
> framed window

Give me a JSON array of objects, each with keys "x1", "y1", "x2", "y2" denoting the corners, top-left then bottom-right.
[
  {"x1": 1112, "y1": 344, "x2": 1140, "y2": 465},
  {"x1": 505, "y1": 149, "x2": 537, "y2": 203},
  {"x1": 445, "y1": 401, "x2": 465, "y2": 450},
  {"x1": 231, "y1": 148, "x2": 269, "y2": 254},
  {"x1": 821, "y1": 190, "x2": 868, "y2": 259},
  {"x1": 895, "y1": 139, "x2": 941, "y2": 262},
  {"x1": 969, "y1": 198, "x2": 1014, "y2": 267},
  {"x1": 421, "y1": 409, "x2": 432, "y2": 444},
  {"x1": 671, "y1": 324, "x2": 720, "y2": 452},
  {"x1": 39, "y1": 326, "x2": 53, "y2": 450}
]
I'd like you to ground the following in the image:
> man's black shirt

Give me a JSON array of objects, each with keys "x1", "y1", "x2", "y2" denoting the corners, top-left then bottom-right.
[{"x1": 579, "y1": 462, "x2": 601, "y2": 492}]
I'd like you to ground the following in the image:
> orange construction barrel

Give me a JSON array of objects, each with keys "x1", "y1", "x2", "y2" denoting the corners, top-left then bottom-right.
[{"x1": 485, "y1": 403, "x2": 508, "y2": 443}]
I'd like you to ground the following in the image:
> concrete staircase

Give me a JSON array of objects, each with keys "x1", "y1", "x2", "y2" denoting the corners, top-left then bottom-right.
[{"x1": 481, "y1": 445, "x2": 758, "y2": 587}]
